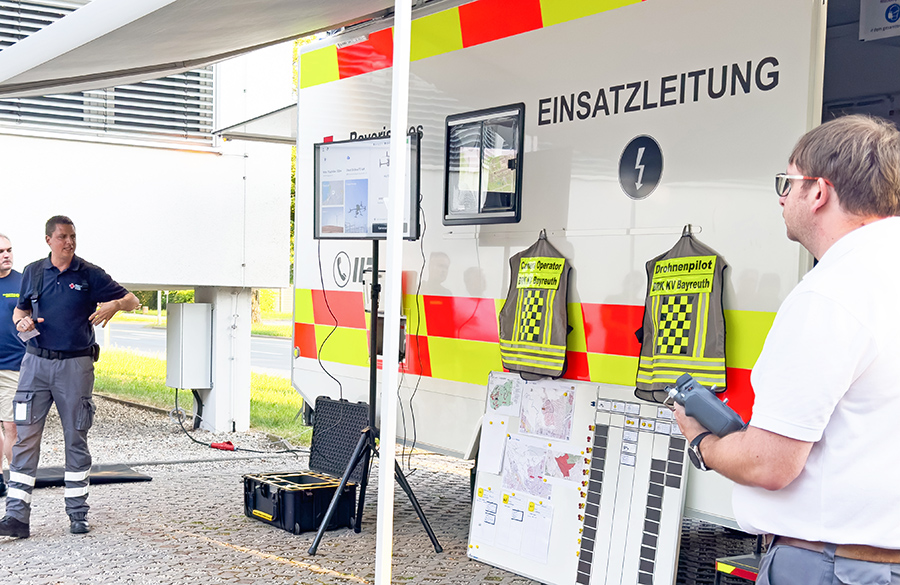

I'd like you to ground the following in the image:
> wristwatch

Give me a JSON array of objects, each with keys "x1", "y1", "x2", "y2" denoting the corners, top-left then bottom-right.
[{"x1": 688, "y1": 431, "x2": 713, "y2": 471}]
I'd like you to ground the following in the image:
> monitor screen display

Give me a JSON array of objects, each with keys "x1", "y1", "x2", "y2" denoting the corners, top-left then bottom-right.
[{"x1": 313, "y1": 133, "x2": 420, "y2": 240}]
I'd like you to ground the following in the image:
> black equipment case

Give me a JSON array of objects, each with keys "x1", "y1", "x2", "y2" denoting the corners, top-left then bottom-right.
[
  {"x1": 242, "y1": 397, "x2": 370, "y2": 534},
  {"x1": 243, "y1": 470, "x2": 356, "y2": 534}
]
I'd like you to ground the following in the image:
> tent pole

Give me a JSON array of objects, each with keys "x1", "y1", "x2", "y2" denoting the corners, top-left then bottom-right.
[{"x1": 375, "y1": 0, "x2": 412, "y2": 583}]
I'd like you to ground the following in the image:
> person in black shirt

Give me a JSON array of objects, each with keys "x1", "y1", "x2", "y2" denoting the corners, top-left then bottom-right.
[{"x1": 0, "y1": 216, "x2": 139, "y2": 538}]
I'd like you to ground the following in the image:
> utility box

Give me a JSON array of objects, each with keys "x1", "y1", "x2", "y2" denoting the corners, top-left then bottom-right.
[{"x1": 166, "y1": 303, "x2": 213, "y2": 389}]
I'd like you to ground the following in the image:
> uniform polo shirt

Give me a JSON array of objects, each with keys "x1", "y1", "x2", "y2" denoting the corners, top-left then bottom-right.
[
  {"x1": 733, "y1": 217, "x2": 900, "y2": 548},
  {"x1": 0, "y1": 269, "x2": 25, "y2": 370},
  {"x1": 17, "y1": 255, "x2": 128, "y2": 352}
]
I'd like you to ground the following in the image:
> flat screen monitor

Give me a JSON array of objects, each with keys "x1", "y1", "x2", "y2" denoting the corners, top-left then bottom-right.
[{"x1": 313, "y1": 133, "x2": 421, "y2": 240}]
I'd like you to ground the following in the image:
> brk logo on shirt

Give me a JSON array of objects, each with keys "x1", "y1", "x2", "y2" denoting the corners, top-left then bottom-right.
[{"x1": 69, "y1": 282, "x2": 88, "y2": 291}]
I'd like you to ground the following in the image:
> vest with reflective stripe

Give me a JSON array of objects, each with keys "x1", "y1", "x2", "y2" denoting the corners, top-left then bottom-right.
[
  {"x1": 635, "y1": 234, "x2": 727, "y2": 403},
  {"x1": 499, "y1": 236, "x2": 571, "y2": 379}
]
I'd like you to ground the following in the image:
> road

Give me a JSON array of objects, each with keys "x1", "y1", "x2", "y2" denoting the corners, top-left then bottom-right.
[{"x1": 95, "y1": 321, "x2": 291, "y2": 378}]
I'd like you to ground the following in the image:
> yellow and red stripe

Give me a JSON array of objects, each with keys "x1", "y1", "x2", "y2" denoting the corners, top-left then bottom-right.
[
  {"x1": 293, "y1": 288, "x2": 773, "y2": 422},
  {"x1": 299, "y1": 0, "x2": 646, "y2": 89},
  {"x1": 716, "y1": 560, "x2": 760, "y2": 582}
]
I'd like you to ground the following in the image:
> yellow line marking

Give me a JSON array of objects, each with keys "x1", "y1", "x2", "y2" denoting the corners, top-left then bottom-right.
[{"x1": 170, "y1": 530, "x2": 370, "y2": 584}]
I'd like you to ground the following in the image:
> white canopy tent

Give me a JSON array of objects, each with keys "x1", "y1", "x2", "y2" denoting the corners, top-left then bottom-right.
[
  {"x1": 0, "y1": 0, "x2": 428, "y2": 581},
  {"x1": 214, "y1": 104, "x2": 297, "y2": 145},
  {"x1": 0, "y1": 0, "x2": 400, "y2": 98}
]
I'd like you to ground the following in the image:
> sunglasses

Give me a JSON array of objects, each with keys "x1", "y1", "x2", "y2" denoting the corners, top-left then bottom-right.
[{"x1": 775, "y1": 173, "x2": 833, "y2": 197}]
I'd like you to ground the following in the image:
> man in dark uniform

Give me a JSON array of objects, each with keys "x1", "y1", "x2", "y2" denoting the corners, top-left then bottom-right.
[
  {"x1": 0, "y1": 234, "x2": 25, "y2": 498},
  {"x1": 0, "y1": 216, "x2": 139, "y2": 537}
]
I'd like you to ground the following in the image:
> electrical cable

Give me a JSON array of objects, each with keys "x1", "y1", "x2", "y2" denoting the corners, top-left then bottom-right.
[
  {"x1": 398, "y1": 369, "x2": 408, "y2": 468},
  {"x1": 303, "y1": 239, "x2": 370, "y2": 472},
  {"x1": 316, "y1": 238, "x2": 344, "y2": 399},
  {"x1": 171, "y1": 387, "x2": 310, "y2": 455},
  {"x1": 404, "y1": 193, "x2": 427, "y2": 470}
]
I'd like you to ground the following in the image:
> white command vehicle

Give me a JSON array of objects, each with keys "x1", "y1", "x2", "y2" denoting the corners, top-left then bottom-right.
[{"x1": 292, "y1": 0, "x2": 891, "y2": 527}]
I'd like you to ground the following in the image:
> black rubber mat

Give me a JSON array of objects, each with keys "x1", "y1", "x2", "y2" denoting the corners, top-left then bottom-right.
[{"x1": 5, "y1": 463, "x2": 152, "y2": 488}]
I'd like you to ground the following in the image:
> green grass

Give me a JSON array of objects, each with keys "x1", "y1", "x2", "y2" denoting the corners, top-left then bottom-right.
[
  {"x1": 94, "y1": 348, "x2": 311, "y2": 445},
  {"x1": 249, "y1": 323, "x2": 292, "y2": 337},
  {"x1": 114, "y1": 311, "x2": 166, "y2": 324}
]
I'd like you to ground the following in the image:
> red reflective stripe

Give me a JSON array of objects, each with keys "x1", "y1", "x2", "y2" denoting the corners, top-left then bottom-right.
[
  {"x1": 293, "y1": 323, "x2": 318, "y2": 359},
  {"x1": 421, "y1": 295, "x2": 499, "y2": 343},
  {"x1": 722, "y1": 367, "x2": 754, "y2": 423},
  {"x1": 459, "y1": 0, "x2": 543, "y2": 48},
  {"x1": 337, "y1": 28, "x2": 394, "y2": 79},
  {"x1": 562, "y1": 351, "x2": 590, "y2": 381},
  {"x1": 581, "y1": 303, "x2": 643, "y2": 356},
  {"x1": 400, "y1": 335, "x2": 432, "y2": 377},
  {"x1": 311, "y1": 289, "x2": 367, "y2": 329}
]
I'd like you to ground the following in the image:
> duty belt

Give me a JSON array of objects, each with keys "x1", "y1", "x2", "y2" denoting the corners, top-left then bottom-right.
[
  {"x1": 26, "y1": 346, "x2": 94, "y2": 360},
  {"x1": 772, "y1": 536, "x2": 900, "y2": 564}
]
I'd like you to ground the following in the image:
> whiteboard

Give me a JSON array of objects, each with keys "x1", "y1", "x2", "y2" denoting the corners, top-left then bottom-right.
[{"x1": 469, "y1": 373, "x2": 689, "y2": 585}]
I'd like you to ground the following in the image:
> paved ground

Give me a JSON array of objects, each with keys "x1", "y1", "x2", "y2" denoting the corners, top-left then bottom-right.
[{"x1": 0, "y1": 397, "x2": 757, "y2": 584}]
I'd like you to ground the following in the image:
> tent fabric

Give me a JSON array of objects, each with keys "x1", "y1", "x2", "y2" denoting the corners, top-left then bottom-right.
[
  {"x1": 0, "y1": 0, "x2": 397, "y2": 98},
  {"x1": 213, "y1": 104, "x2": 298, "y2": 145}
]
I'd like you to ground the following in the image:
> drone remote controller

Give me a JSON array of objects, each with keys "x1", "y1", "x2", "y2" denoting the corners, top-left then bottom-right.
[{"x1": 667, "y1": 373, "x2": 745, "y2": 437}]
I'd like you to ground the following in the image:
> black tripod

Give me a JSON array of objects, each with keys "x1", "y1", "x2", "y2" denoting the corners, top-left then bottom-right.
[{"x1": 308, "y1": 241, "x2": 442, "y2": 556}]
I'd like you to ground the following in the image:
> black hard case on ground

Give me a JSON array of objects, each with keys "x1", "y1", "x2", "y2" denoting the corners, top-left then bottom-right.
[
  {"x1": 242, "y1": 397, "x2": 370, "y2": 534},
  {"x1": 243, "y1": 470, "x2": 356, "y2": 534}
]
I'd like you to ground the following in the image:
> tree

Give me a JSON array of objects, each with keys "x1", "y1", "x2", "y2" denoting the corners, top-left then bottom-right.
[{"x1": 251, "y1": 289, "x2": 262, "y2": 324}]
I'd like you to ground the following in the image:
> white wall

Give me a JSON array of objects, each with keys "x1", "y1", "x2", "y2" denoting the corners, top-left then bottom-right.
[{"x1": 0, "y1": 42, "x2": 294, "y2": 291}]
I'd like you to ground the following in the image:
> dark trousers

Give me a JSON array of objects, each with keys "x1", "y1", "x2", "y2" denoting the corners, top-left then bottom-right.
[{"x1": 6, "y1": 353, "x2": 95, "y2": 523}]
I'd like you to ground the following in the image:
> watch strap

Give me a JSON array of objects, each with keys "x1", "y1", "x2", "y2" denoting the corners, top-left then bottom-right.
[
  {"x1": 690, "y1": 431, "x2": 713, "y2": 471},
  {"x1": 691, "y1": 431, "x2": 713, "y2": 449}
]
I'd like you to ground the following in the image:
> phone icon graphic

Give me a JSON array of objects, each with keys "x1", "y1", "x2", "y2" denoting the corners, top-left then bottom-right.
[{"x1": 334, "y1": 252, "x2": 351, "y2": 287}]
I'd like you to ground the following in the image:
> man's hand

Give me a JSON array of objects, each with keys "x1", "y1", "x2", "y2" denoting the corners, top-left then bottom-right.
[
  {"x1": 673, "y1": 403, "x2": 707, "y2": 443},
  {"x1": 13, "y1": 308, "x2": 42, "y2": 332},
  {"x1": 15, "y1": 314, "x2": 43, "y2": 332},
  {"x1": 90, "y1": 292, "x2": 140, "y2": 327},
  {"x1": 90, "y1": 300, "x2": 121, "y2": 327}
]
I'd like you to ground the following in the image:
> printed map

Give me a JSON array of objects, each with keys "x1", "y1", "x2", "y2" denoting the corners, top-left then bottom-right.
[
  {"x1": 501, "y1": 437, "x2": 553, "y2": 499},
  {"x1": 519, "y1": 382, "x2": 575, "y2": 441},
  {"x1": 487, "y1": 371, "x2": 523, "y2": 417},
  {"x1": 543, "y1": 450, "x2": 587, "y2": 482}
]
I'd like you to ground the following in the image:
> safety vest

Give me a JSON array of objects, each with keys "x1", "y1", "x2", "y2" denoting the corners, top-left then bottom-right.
[
  {"x1": 499, "y1": 234, "x2": 572, "y2": 379},
  {"x1": 635, "y1": 233, "x2": 727, "y2": 403}
]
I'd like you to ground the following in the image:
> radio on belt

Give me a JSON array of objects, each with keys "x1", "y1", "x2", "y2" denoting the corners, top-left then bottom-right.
[{"x1": 666, "y1": 373, "x2": 745, "y2": 437}]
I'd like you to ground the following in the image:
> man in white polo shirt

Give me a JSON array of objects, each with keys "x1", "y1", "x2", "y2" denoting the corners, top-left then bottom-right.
[{"x1": 676, "y1": 114, "x2": 900, "y2": 584}]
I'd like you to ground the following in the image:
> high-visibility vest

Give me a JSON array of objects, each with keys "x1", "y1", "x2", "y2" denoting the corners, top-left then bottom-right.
[
  {"x1": 499, "y1": 235, "x2": 572, "y2": 380},
  {"x1": 635, "y1": 234, "x2": 727, "y2": 403}
]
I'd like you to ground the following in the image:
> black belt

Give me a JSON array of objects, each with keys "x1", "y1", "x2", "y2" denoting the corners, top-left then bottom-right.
[{"x1": 26, "y1": 346, "x2": 94, "y2": 360}]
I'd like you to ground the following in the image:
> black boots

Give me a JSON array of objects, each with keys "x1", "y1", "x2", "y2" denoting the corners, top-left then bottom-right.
[
  {"x1": 69, "y1": 512, "x2": 90, "y2": 534},
  {"x1": 0, "y1": 516, "x2": 30, "y2": 538}
]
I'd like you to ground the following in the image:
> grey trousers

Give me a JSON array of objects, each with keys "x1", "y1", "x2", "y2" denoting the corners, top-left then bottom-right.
[
  {"x1": 759, "y1": 543, "x2": 900, "y2": 585},
  {"x1": 6, "y1": 353, "x2": 95, "y2": 523}
]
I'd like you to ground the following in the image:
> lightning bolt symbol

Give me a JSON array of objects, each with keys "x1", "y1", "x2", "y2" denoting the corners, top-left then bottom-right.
[{"x1": 634, "y1": 147, "x2": 646, "y2": 190}]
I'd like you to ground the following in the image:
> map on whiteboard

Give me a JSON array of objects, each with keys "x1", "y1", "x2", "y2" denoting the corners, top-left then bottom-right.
[
  {"x1": 519, "y1": 382, "x2": 575, "y2": 441},
  {"x1": 487, "y1": 372, "x2": 523, "y2": 417},
  {"x1": 543, "y1": 450, "x2": 587, "y2": 482},
  {"x1": 501, "y1": 437, "x2": 553, "y2": 499}
]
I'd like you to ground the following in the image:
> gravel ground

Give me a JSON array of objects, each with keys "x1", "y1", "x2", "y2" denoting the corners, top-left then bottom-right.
[{"x1": 0, "y1": 396, "x2": 756, "y2": 585}]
